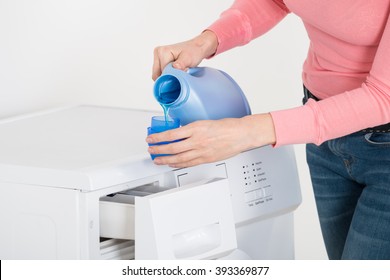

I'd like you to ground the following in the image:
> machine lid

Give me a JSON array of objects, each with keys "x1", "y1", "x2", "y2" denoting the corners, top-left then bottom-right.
[{"x1": 0, "y1": 105, "x2": 171, "y2": 191}]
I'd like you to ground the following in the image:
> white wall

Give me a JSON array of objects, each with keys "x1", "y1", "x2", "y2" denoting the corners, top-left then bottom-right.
[{"x1": 0, "y1": 0, "x2": 327, "y2": 259}]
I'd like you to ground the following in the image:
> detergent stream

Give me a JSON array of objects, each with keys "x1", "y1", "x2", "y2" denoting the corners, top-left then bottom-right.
[{"x1": 162, "y1": 104, "x2": 170, "y2": 123}]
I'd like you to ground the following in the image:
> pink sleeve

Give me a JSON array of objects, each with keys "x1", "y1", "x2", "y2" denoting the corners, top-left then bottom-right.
[
  {"x1": 271, "y1": 15, "x2": 390, "y2": 147},
  {"x1": 207, "y1": 0, "x2": 290, "y2": 55}
]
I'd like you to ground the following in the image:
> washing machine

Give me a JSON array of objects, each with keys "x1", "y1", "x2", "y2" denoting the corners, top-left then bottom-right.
[{"x1": 0, "y1": 105, "x2": 301, "y2": 259}]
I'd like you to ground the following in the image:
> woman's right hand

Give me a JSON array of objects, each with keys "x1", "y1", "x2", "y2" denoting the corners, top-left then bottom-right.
[{"x1": 152, "y1": 30, "x2": 219, "y2": 80}]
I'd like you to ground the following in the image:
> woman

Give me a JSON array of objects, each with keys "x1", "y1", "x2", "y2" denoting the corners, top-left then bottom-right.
[{"x1": 146, "y1": 0, "x2": 390, "y2": 259}]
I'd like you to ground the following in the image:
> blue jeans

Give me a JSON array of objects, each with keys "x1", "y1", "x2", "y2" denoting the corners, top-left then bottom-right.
[{"x1": 306, "y1": 131, "x2": 390, "y2": 259}]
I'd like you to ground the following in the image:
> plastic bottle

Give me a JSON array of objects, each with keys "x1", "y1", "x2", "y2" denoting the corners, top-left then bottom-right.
[
  {"x1": 147, "y1": 116, "x2": 180, "y2": 160},
  {"x1": 153, "y1": 63, "x2": 251, "y2": 125}
]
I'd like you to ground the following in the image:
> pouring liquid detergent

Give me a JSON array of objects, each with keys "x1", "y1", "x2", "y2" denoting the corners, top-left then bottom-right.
[
  {"x1": 154, "y1": 63, "x2": 251, "y2": 124},
  {"x1": 147, "y1": 63, "x2": 251, "y2": 159}
]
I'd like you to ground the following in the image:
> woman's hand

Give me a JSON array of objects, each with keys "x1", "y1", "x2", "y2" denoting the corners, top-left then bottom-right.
[
  {"x1": 152, "y1": 30, "x2": 219, "y2": 80},
  {"x1": 145, "y1": 114, "x2": 276, "y2": 168}
]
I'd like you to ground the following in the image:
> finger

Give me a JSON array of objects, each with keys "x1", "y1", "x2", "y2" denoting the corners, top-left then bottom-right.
[
  {"x1": 158, "y1": 47, "x2": 177, "y2": 74},
  {"x1": 154, "y1": 150, "x2": 212, "y2": 168},
  {"x1": 148, "y1": 138, "x2": 193, "y2": 155},
  {"x1": 146, "y1": 126, "x2": 192, "y2": 144},
  {"x1": 173, "y1": 51, "x2": 197, "y2": 70},
  {"x1": 168, "y1": 157, "x2": 206, "y2": 168},
  {"x1": 152, "y1": 48, "x2": 163, "y2": 80},
  {"x1": 152, "y1": 46, "x2": 175, "y2": 80},
  {"x1": 153, "y1": 149, "x2": 200, "y2": 166}
]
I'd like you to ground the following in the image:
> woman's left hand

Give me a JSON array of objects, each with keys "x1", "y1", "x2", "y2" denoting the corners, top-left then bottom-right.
[{"x1": 145, "y1": 113, "x2": 276, "y2": 168}]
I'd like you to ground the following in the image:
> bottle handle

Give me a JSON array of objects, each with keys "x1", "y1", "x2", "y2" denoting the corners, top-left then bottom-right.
[
  {"x1": 164, "y1": 62, "x2": 199, "y2": 77},
  {"x1": 186, "y1": 67, "x2": 201, "y2": 76},
  {"x1": 163, "y1": 62, "x2": 183, "y2": 74}
]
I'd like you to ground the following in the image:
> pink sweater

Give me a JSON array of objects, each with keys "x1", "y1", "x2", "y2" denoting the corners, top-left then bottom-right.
[{"x1": 208, "y1": 0, "x2": 390, "y2": 146}]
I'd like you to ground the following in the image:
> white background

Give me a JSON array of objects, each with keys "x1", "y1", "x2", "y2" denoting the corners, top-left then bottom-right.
[{"x1": 0, "y1": 0, "x2": 327, "y2": 259}]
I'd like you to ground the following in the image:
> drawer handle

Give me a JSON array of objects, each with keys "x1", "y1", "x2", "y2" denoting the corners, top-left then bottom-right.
[{"x1": 172, "y1": 222, "x2": 221, "y2": 259}]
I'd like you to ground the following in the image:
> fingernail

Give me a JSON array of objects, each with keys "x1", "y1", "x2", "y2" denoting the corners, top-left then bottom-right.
[{"x1": 146, "y1": 137, "x2": 152, "y2": 143}]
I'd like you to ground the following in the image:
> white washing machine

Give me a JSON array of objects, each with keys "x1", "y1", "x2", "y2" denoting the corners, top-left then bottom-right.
[{"x1": 0, "y1": 105, "x2": 301, "y2": 259}]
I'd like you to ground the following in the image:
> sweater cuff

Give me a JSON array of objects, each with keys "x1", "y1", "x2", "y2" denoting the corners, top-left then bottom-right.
[{"x1": 270, "y1": 100, "x2": 318, "y2": 147}]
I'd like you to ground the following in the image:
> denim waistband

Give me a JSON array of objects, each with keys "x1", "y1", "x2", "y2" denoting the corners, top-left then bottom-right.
[{"x1": 302, "y1": 85, "x2": 390, "y2": 133}]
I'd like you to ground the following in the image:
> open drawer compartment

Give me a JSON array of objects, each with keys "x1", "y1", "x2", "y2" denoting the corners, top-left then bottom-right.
[{"x1": 99, "y1": 178, "x2": 237, "y2": 259}]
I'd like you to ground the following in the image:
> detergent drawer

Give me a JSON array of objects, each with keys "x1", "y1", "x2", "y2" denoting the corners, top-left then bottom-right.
[
  {"x1": 100, "y1": 194, "x2": 136, "y2": 240},
  {"x1": 99, "y1": 181, "x2": 174, "y2": 240},
  {"x1": 99, "y1": 177, "x2": 237, "y2": 260}
]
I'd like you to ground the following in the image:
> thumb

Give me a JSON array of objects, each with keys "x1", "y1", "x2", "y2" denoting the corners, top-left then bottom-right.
[{"x1": 172, "y1": 60, "x2": 187, "y2": 71}]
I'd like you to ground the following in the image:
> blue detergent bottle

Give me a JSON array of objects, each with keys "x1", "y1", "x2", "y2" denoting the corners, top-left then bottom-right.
[
  {"x1": 148, "y1": 63, "x2": 251, "y2": 160},
  {"x1": 153, "y1": 63, "x2": 251, "y2": 125}
]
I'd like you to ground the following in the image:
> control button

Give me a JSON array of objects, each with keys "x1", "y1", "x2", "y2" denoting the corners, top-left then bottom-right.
[
  {"x1": 264, "y1": 186, "x2": 273, "y2": 197},
  {"x1": 245, "y1": 191, "x2": 256, "y2": 202},
  {"x1": 255, "y1": 189, "x2": 264, "y2": 199}
]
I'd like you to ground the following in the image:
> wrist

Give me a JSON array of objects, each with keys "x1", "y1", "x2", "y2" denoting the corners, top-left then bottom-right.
[
  {"x1": 242, "y1": 113, "x2": 276, "y2": 148},
  {"x1": 194, "y1": 30, "x2": 219, "y2": 58}
]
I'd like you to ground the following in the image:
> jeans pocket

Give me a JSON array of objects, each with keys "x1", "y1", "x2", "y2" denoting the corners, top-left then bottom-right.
[{"x1": 364, "y1": 132, "x2": 390, "y2": 146}]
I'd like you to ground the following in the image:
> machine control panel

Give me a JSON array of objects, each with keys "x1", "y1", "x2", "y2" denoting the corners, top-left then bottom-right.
[
  {"x1": 222, "y1": 146, "x2": 301, "y2": 225},
  {"x1": 242, "y1": 161, "x2": 273, "y2": 207}
]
